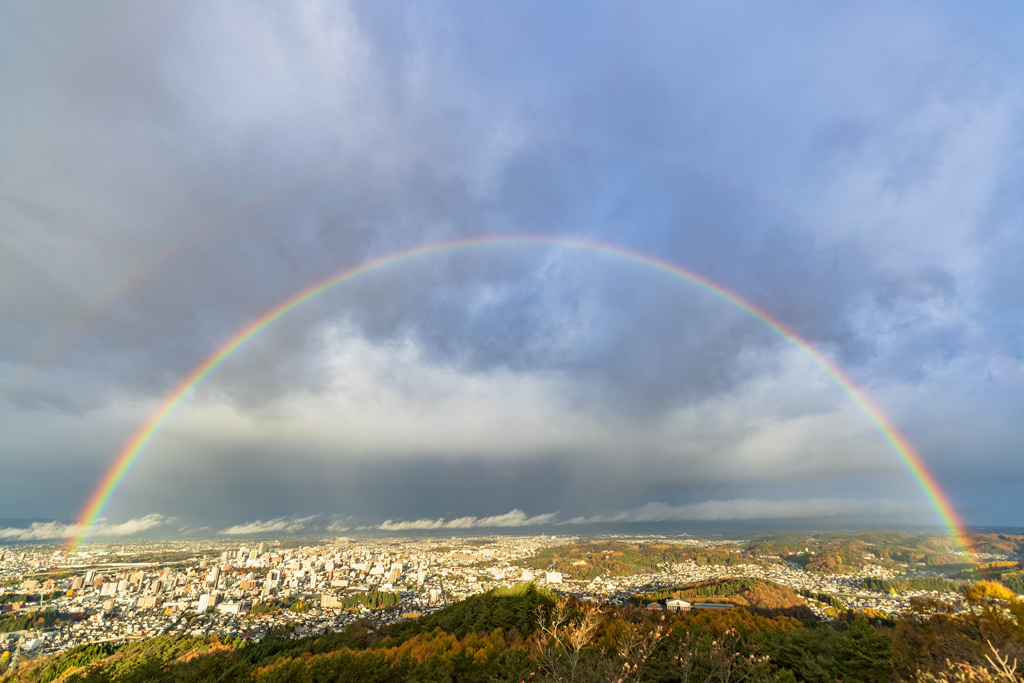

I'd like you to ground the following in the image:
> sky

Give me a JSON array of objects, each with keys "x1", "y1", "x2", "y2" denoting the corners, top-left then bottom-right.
[{"x1": 1, "y1": 1, "x2": 1023, "y2": 541}]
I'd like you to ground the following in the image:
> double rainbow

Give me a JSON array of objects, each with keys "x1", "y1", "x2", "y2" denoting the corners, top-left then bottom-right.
[{"x1": 67, "y1": 236, "x2": 971, "y2": 556}]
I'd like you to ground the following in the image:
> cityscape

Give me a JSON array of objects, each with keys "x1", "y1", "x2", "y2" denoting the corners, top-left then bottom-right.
[
  {"x1": 3, "y1": 1, "x2": 1024, "y2": 681},
  {"x1": 6, "y1": 530, "x2": 1014, "y2": 669}
]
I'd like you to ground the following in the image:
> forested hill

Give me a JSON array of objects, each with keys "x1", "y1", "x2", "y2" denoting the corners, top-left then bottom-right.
[
  {"x1": 630, "y1": 577, "x2": 816, "y2": 619},
  {"x1": 515, "y1": 540, "x2": 768, "y2": 580},
  {"x1": 746, "y1": 531, "x2": 1024, "y2": 575},
  {"x1": 3, "y1": 581, "x2": 1024, "y2": 683},
  {"x1": 516, "y1": 532, "x2": 1024, "y2": 579}
]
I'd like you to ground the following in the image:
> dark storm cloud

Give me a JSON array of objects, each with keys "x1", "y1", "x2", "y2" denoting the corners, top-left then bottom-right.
[
  {"x1": 0, "y1": 3, "x2": 957, "y2": 401},
  {"x1": 1, "y1": 1, "x2": 1023, "y2": 528}
]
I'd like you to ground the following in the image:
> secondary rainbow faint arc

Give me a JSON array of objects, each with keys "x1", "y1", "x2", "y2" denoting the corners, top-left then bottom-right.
[{"x1": 67, "y1": 235, "x2": 972, "y2": 556}]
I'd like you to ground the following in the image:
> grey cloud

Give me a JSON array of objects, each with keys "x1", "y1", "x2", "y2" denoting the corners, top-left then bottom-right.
[
  {"x1": 1, "y1": 2, "x2": 1023, "y2": 528},
  {"x1": 0, "y1": 3, "x2": 946, "y2": 415}
]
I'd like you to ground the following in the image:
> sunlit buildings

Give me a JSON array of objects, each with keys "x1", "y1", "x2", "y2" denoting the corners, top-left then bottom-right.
[
  {"x1": 207, "y1": 566, "x2": 221, "y2": 587},
  {"x1": 197, "y1": 593, "x2": 220, "y2": 613}
]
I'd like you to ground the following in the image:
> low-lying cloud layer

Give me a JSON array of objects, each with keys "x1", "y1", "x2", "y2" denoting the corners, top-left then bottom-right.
[
  {"x1": 373, "y1": 499, "x2": 928, "y2": 530},
  {"x1": 0, "y1": 515, "x2": 167, "y2": 541},
  {"x1": 378, "y1": 510, "x2": 560, "y2": 531},
  {"x1": 565, "y1": 499, "x2": 929, "y2": 524},
  {"x1": 0, "y1": 498, "x2": 948, "y2": 543},
  {"x1": 218, "y1": 516, "x2": 317, "y2": 535}
]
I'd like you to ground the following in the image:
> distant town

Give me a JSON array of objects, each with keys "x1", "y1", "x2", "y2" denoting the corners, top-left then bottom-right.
[{"x1": 0, "y1": 533, "x2": 1007, "y2": 669}]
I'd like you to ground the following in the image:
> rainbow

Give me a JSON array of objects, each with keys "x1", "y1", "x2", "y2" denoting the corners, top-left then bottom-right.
[
  {"x1": 66, "y1": 236, "x2": 973, "y2": 556},
  {"x1": 0, "y1": 166, "x2": 337, "y2": 408},
  {"x1": 10, "y1": 141, "x2": 1022, "y2": 414}
]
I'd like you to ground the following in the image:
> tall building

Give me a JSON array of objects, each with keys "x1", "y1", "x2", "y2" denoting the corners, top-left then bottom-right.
[
  {"x1": 257, "y1": 542, "x2": 268, "y2": 556},
  {"x1": 321, "y1": 594, "x2": 343, "y2": 609},
  {"x1": 197, "y1": 593, "x2": 220, "y2": 613},
  {"x1": 208, "y1": 566, "x2": 221, "y2": 587}
]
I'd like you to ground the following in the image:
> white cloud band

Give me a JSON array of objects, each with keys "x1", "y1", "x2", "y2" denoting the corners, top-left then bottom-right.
[
  {"x1": 218, "y1": 516, "x2": 318, "y2": 535},
  {"x1": 378, "y1": 509, "x2": 559, "y2": 531},
  {"x1": 0, "y1": 514, "x2": 167, "y2": 541}
]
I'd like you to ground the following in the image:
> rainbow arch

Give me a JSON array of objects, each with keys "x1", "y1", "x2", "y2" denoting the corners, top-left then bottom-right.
[
  {"x1": 0, "y1": 165, "x2": 336, "y2": 408},
  {"x1": 67, "y1": 235, "x2": 972, "y2": 556},
  {"x1": 10, "y1": 139, "x2": 1022, "y2": 414}
]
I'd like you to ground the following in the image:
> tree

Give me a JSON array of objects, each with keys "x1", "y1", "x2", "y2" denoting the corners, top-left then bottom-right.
[
  {"x1": 614, "y1": 614, "x2": 667, "y2": 683},
  {"x1": 532, "y1": 597, "x2": 605, "y2": 683},
  {"x1": 670, "y1": 628, "x2": 778, "y2": 683}
]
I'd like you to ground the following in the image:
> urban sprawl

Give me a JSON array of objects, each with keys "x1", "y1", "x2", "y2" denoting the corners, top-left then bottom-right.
[{"x1": 0, "y1": 536, "x2": 969, "y2": 668}]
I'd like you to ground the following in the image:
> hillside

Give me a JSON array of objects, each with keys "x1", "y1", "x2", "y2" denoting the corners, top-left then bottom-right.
[
  {"x1": 516, "y1": 540, "x2": 771, "y2": 580},
  {"x1": 3, "y1": 581, "x2": 1023, "y2": 683},
  {"x1": 512, "y1": 532, "x2": 1023, "y2": 581},
  {"x1": 744, "y1": 531, "x2": 1016, "y2": 574},
  {"x1": 631, "y1": 577, "x2": 817, "y2": 620}
]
